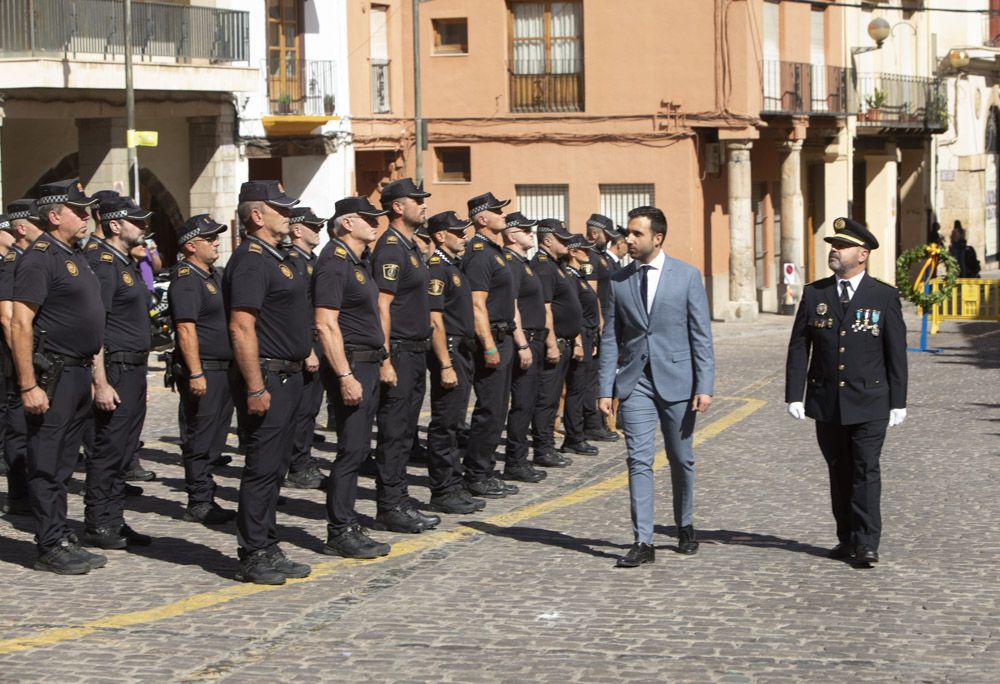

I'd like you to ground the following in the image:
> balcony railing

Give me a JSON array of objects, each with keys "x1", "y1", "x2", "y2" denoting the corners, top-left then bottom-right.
[
  {"x1": 0, "y1": 0, "x2": 249, "y2": 63},
  {"x1": 509, "y1": 59, "x2": 583, "y2": 113},
  {"x1": 854, "y1": 72, "x2": 947, "y2": 130},
  {"x1": 762, "y1": 60, "x2": 849, "y2": 115},
  {"x1": 371, "y1": 59, "x2": 390, "y2": 114},
  {"x1": 265, "y1": 59, "x2": 336, "y2": 116}
]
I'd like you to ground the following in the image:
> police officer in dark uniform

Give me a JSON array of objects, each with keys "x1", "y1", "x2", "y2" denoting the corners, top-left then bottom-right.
[
  {"x1": 582, "y1": 214, "x2": 620, "y2": 443},
  {"x1": 0, "y1": 200, "x2": 42, "y2": 516},
  {"x1": 501, "y1": 212, "x2": 548, "y2": 483},
  {"x1": 314, "y1": 196, "x2": 392, "y2": 559},
  {"x1": 168, "y1": 214, "x2": 236, "y2": 525},
  {"x1": 424, "y1": 211, "x2": 488, "y2": 513},
  {"x1": 12, "y1": 179, "x2": 107, "y2": 574},
  {"x1": 462, "y1": 192, "x2": 520, "y2": 499},
  {"x1": 81, "y1": 195, "x2": 155, "y2": 551},
  {"x1": 531, "y1": 219, "x2": 582, "y2": 467},
  {"x1": 370, "y1": 178, "x2": 440, "y2": 533},
  {"x1": 224, "y1": 180, "x2": 312, "y2": 585},
  {"x1": 285, "y1": 207, "x2": 326, "y2": 490},
  {"x1": 785, "y1": 217, "x2": 908, "y2": 565},
  {"x1": 561, "y1": 233, "x2": 603, "y2": 454}
]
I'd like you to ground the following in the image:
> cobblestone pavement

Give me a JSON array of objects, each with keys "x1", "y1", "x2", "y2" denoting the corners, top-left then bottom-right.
[{"x1": 0, "y1": 309, "x2": 998, "y2": 682}]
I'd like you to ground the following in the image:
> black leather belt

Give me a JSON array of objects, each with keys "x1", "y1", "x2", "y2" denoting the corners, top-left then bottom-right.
[
  {"x1": 391, "y1": 338, "x2": 431, "y2": 353},
  {"x1": 105, "y1": 351, "x2": 149, "y2": 366},
  {"x1": 556, "y1": 337, "x2": 575, "y2": 351},
  {"x1": 55, "y1": 354, "x2": 92, "y2": 368},
  {"x1": 523, "y1": 328, "x2": 548, "y2": 342},
  {"x1": 446, "y1": 336, "x2": 477, "y2": 353},
  {"x1": 344, "y1": 345, "x2": 388, "y2": 364},
  {"x1": 200, "y1": 359, "x2": 231, "y2": 371},
  {"x1": 490, "y1": 321, "x2": 513, "y2": 342},
  {"x1": 259, "y1": 357, "x2": 302, "y2": 373}
]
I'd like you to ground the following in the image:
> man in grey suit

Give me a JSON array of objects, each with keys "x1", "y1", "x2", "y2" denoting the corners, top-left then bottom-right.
[{"x1": 598, "y1": 206, "x2": 715, "y2": 568}]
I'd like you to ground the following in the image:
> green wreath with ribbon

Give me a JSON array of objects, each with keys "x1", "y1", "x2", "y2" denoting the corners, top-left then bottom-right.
[{"x1": 895, "y1": 243, "x2": 959, "y2": 309}]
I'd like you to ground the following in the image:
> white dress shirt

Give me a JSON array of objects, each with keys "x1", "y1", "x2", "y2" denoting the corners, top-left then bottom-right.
[
  {"x1": 639, "y1": 249, "x2": 666, "y2": 314},
  {"x1": 835, "y1": 271, "x2": 865, "y2": 302}
]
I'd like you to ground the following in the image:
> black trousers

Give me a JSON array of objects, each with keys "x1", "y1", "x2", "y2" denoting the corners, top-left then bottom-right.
[
  {"x1": 323, "y1": 359, "x2": 379, "y2": 534},
  {"x1": 4, "y1": 376, "x2": 28, "y2": 501},
  {"x1": 563, "y1": 330, "x2": 597, "y2": 443},
  {"x1": 464, "y1": 336, "x2": 513, "y2": 481},
  {"x1": 375, "y1": 347, "x2": 426, "y2": 511},
  {"x1": 85, "y1": 362, "x2": 147, "y2": 531},
  {"x1": 231, "y1": 366, "x2": 304, "y2": 553},
  {"x1": 532, "y1": 340, "x2": 571, "y2": 456},
  {"x1": 815, "y1": 419, "x2": 888, "y2": 550},
  {"x1": 178, "y1": 367, "x2": 234, "y2": 506},
  {"x1": 26, "y1": 365, "x2": 93, "y2": 552},
  {"x1": 505, "y1": 336, "x2": 545, "y2": 468},
  {"x1": 289, "y1": 363, "x2": 325, "y2": 473},
  {"x1": 582, "y1": 331, "x2": 602, "y2": 432},
  {"x1": 427, "y1": 345, "x2": 473, "y2": 495}
]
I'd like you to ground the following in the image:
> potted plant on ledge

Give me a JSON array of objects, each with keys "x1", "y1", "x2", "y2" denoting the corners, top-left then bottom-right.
[
  {"x1": 864, "y1": 89, "x2": 886, "y2": 122},
  {"x1": 277, "y1": 94, "x2": 292, "y2": 115},
  {"x1": 324, "y1": 94, "x2": 335, "y2": 116}
]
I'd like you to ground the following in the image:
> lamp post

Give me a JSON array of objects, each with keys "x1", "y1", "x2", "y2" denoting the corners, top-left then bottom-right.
[{"x1": 124, "y1": 0, "x2": 139, "y2": 203}]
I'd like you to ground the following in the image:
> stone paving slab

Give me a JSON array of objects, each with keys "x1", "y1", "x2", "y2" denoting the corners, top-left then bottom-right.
[{"x1": 0, "y1": 310, "x2": 998, "y2": 681}]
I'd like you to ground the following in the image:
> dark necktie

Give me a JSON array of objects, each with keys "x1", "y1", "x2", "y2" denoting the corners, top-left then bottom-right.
[
  {"x1": 640, "y1": 265, "x2": 649, "y2": 313},
  {"x1": 839, "y1": 280, "x2": 851, "y2": 311}
]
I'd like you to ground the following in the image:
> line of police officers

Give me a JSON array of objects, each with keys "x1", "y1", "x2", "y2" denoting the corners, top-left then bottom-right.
[{"x1": 0, "y1": 177, "x2": 631, "y2": 583}]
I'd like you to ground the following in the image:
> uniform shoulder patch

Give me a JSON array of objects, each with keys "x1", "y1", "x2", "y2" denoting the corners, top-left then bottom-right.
[
  {"x1": 428, "y1": 256, "x2": 441, "y2": 264},
  {"x1": 177, "y1": 265, "x2": 190, "y2": 277},
  {"x1": 581, "y1": 263, "x2": 594, "y2": 276},
  {"x1": 537, "y1": 254, "x2": 548, "y2": 262},
  {"x1": 505, "y1": 252, "x2": 513, "y2": 260},
  {"x1": 472, "y1": 242, "x2": 485, "y2": 251},
  {"x1": 33, "y1": 241, "x2": 50, "y2": 251},
  {"x1": 248, "y1": 242, "x2": 263, "y2": 254},
  {"x1": 386, "y1": 235, "x2": 399, "y2": 245},
  {"x1": 334, "y1": 246, "x2": 347, "y2": 259},
  {"x1": 100, "y1": 252, "x2": 114, "y2": 263},
  {"x1": 382, "y1": 263, "x2": 399, "y2": 281},
  {"x1": 3, "y1": 252, "x2": 15, "y2": 262},
  {"x1": 86, "y1": 241, "x2": 99, "y2": 251},
  {"x1": 428, "y1": 279, "x2": 445, "y2": 296}
]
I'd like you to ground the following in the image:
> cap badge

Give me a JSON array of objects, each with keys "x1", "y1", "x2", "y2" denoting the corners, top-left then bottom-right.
[{"x1": 834, "y1": 217, "x2": 846, "y2": 230}]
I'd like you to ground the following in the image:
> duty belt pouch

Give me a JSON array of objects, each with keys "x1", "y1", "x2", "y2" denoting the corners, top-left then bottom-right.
[
  {"x1": 163, "y1": 350, "x2": 177, "y2": 391},
  {"x1": 33, "y1": 352, "x2": 64, "y2": 400},
  {"x1": 556, "y1": 338, "x2": 570, "y2": 354}
]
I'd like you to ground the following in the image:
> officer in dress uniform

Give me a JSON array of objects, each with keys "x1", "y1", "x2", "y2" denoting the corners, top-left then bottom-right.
[
  {"x1": 11, "y1": 179, "x2": 108, "y2": 574},
  {"x1": 530, "y1": 219, "x2": 582, "y2": 467},
  {"x1": 168, "y1": 214, "x2": 236, "y2": 525},
  {"x1": 314, "y1": 196, "x2": 392, "y2": 559},
  {"x1": 461, "y1": 192, "x2": 521, "y2": 499},
  {"x1": 370, "y1": 178, "x2": 440, "y2": 534},
  {"x1": 424, "y1": 211, "x2": 488, "y2": 513},
  {"x1": 785, "y1": 217, "x2": 908, "y2": 565},
  {"x1": 81, "y1": 196, "x2": 155, "y2": 551},
  {"x1": 0, "y1": 200, "x2": 42, "y2": 516},
  {"x1": 561, "y1": 234, "x2": 603, "y2": 454},
  {"x1": 501, "y1": 212, "x2": 549, "y2": 484},
  {"x1": 284, "y1": 207, "x2": 326, "y2": 490},
  {"x1": 223, "y1": 180, "x2": 313, "y2": 585}
]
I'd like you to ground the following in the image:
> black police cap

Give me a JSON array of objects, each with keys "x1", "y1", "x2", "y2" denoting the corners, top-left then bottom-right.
[
  {"x1": 238, "y1": 180, "x2": 299, "y2": 209},
  {"x1": 586, "y1": 213, "x2": 615, "y2": 236},
  {"x1": 90, "y1": 190, "x2": 121, "y2": 219},
  {"x1": 380, "y1": 178, "x2": 432, "y2": 207},
  {"x1": 37, "y1": 178, "x2": 96, "y2": 208},
  {"x1": 414, "y1": 224, "x2": 431, "y2": 240},
  {"x1": 565, "y1": 233, "x2": 596, "y2": 251},
  {"x1": 505, "y1": 211, "x2": 537, "y2": 229},
  {"x1": 99, "y1": 196, "x2": 153, "y2": 223},
  {"x1": 0, "y1": 214, "x2": 11, "y2": 233},
  {"x1": 5, "y1": 198, "x2": 39, "y2": 222},
  {"x1": 427, "y1": 210, "x2": 472, "y2": 234},
  {"x1": 177, "y1": 214, "x2": 228, "y2": 246},
  {"x1": 289, "y1": 206, "x2": 326, "y2": 230},
  {"x1": 825, "y1": 217, "x2": 879, "y2": 250},
  {"x1": 331, "y1": 196, "x2": 389, "y2": 222},
  {"x1": 536, "y1": 218, "x2": 572, "y2": 240},
  {"x1": 467, "y1": 192, "x2": 510, "y2": 217}
]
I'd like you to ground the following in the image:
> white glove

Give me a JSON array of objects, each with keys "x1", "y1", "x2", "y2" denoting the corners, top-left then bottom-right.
[
  {"x1": 787, "y1": 402, "x2": 806, "y2": 420},
  {"x1": 889, "y1": 408, "x2": 907, "y2": 427}
]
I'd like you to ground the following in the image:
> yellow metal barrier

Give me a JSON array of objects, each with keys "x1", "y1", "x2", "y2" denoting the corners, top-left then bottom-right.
[{"x1": 926, "y1": 278, "x2": 1000, "y2": 334}]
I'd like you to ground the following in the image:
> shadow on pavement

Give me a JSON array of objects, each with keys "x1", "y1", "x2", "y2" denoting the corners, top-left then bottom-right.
[
  {"x1": 654, "y1": 525, "x2": 829, "y2": 558},
  {"x1": 460, "y1": 521, "x2": 629, "y2": 559}
]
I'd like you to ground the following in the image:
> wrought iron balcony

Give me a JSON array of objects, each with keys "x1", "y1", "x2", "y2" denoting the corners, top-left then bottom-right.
[
  {"x1": 265, "y1": 59, "x2": 336, "y2": 117},
  {"x1": 762, "y1": 60, "x2": 849, "y2": 115},
  {"x1": 0, "y1": 0, "x2": 249, "y2": 63},
  {"x1": 509, "y1": 59, "x2": 584, "y2": 113},
  {"x1": 853, "y1": 72, "x2": 948, "y2": 131}
]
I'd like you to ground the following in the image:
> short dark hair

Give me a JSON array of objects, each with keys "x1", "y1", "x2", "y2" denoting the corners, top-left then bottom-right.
[{"x1": 627, "y1": 206, "x2": 667, "y2": 236}]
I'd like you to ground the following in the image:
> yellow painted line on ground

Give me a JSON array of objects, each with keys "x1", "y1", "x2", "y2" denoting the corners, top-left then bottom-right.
[{"x1": 0, "y1": 397, "x2": 765, "y2": 656}]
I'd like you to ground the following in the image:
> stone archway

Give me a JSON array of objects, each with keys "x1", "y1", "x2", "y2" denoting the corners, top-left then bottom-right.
[
  {"x1": 138, "y1": 168, "x2": 184, "y2": 267},
  {"x1": 24, "y1": 153, "x2": 81, "y2": 199}
]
